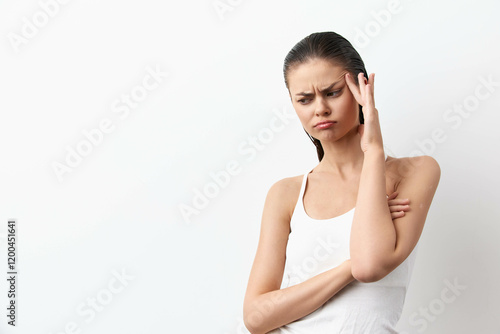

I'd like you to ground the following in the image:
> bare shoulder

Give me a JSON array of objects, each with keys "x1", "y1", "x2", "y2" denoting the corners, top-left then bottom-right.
[
  {"x1": 266, "y1": 174, "x2": 304, "y2": 223},
  {"x1": 244, "y1": 174, "x2": 305, "y2": 305},
  {"x1": 387, "y1": 155, "x2": 441, "y2": 190}
]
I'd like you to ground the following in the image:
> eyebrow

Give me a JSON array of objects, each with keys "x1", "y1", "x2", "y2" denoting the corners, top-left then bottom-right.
[{"x1": 295, "y1": 80, "x2": 343, "y2": 97}]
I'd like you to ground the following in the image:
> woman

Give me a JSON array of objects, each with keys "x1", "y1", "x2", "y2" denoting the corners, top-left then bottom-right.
[{"x1": 243, "y1": 32, "x2": 441, "y2": 333}]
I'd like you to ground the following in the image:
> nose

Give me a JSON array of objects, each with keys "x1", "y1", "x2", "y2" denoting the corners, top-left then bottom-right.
[{"x1": 314, "y1": 96, "x2": 331, "y2": 116}]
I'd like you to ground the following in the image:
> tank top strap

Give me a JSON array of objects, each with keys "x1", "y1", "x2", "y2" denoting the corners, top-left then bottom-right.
[
  {"x1": 289, "y1": 168, "x2": 314, "y2": 231},
  {"x1": 297, "y1": 170, "x2": 311, "y2": 203},
  {"x1": 291, "y1": 153, "x2": 386, "y2": 227}
]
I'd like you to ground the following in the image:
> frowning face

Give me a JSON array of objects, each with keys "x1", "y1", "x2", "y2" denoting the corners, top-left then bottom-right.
[{"x1": 287, "y1": 58, "x2": 360, "y2": 143}]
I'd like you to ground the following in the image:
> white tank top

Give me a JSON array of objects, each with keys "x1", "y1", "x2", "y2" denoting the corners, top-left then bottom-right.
[{"x1": 269, "y1": 153, "x2": 419, "y2": 334}]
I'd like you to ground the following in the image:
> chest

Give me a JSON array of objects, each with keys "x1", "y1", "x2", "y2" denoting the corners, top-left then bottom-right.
[{"x1": 303, "y1": 172, "x2": 398, "y2": 220}]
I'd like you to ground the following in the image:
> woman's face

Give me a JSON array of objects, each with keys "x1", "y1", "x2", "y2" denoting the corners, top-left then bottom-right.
[{"x1": 287, "y1": 58, "x2": 360, "y2": 142}]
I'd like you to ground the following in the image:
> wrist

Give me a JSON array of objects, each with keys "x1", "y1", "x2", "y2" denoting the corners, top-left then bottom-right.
[
  {"x1": 342, "y1": 260, "x2": 354, "y2": 279},
  {"x1": 363, "y1": 147, "x2": 385, "y2": 159},
  {"x1": 361, "y1": 106, "x2": 379, "y2": 116}
]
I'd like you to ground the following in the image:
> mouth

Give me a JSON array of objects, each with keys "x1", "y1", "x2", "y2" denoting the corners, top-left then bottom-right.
[{"x1": 314, "y1": 121, "x2": 337, "y2": 129}]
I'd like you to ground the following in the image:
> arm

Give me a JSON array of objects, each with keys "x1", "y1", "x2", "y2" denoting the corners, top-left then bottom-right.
[
  {"x1": 243, "y1": 178, "x2": 355, "y2": 334},
  {"x1": 345, "y1": 72, "x2": 441, "y2": 282},
  {"x1": 350, "y1": 152, "x2": 441, "y2": 282}
]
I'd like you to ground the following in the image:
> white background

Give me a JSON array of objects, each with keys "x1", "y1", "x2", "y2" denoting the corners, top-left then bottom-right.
[{"x1": 0, "y1": 0, "x2": 499, "y2": 333}]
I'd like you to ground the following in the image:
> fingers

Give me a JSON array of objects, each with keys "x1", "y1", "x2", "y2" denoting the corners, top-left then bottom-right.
[
  {"x1": 387, "y1": 191, "x2": 398, "y2": 200},
  {"x1": 358, "y1": 72, "x2": 367, "y2": 99},
  {"x1": 391, "y1": 211, "x2": 405, "y2": 220},
  {"x1": 387, "y1": 190, "x2": 410, "y2": 220},
  {"x1": 366, "y1": 73, "x2": 375, "y2": 106},
  {"x1": 387, "y1": 191, "x2": 410, "y2": 203},
  {"x1": 388, "y1": 198, "x2": 410, "y2": 205},
  {"x1": 390, "y1": 204, "x2": 409, "y2": 220},
  {"x1": 368, "y1": 73, "x2": 375, "y2": 88},
  {"x1": 346, "y1": 72, "x2": 376, "y2": 109},
  {"x1": 389, "y1": 204, "x2": 410, "y2": 213},
  {"x1": 345, "y1": 73, "x2": 362, "y2": 105}
]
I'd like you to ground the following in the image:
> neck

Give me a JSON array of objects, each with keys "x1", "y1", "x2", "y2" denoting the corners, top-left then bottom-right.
[{"x1": 314, "y1": 127, "x2": 365, "y2": 179}]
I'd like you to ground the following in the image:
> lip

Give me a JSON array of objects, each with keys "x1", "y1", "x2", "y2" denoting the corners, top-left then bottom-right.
[{"x1": 314, "y1": 120, "x2": 337, "y2": 129}]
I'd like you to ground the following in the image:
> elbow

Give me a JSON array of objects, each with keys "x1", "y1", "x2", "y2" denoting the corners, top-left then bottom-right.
[
  {"x1": 351, "y1": 261, "x2": 388, "y2": 283},
  {"x1": 242, "y1": 314, "x2": 258, "y2": 334},
  {"x1": 243, "y1": 301, "x2": 266, "y2": 334},
  {"x1": 243, "y1": 314, "x2": 265, "y2": 334}
]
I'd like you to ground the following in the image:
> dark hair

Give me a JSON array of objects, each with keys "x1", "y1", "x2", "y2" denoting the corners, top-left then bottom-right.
[{"x1": 283, "y1": 31, "x2": 368, "y2": 162}]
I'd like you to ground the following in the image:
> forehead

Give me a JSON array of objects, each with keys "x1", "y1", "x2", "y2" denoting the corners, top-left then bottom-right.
[{"x1": 288, "y1": 58, "x2": 347, "y2": 92}]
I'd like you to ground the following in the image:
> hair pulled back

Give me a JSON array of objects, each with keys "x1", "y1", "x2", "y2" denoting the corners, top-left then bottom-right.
[{"x1": 283, "y1": 31, "x2": 368, "y2": 161}]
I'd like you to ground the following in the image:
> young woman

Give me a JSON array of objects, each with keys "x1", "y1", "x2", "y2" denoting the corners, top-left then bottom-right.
[{"x1": 243, "y1": 32, "x2": 441, "y2": 333}]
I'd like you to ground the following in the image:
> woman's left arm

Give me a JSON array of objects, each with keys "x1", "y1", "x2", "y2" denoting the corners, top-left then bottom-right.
[{"x1": 345, "y1": 72, "x2": 441, "y2": 282}]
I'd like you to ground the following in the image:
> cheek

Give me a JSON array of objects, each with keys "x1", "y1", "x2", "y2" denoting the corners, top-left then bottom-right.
[{"x1": 338, "y1": 94, "x2": 358, "y2": 115}]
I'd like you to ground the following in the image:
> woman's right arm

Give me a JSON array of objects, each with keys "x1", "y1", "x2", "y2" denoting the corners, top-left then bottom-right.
[{"x1": 243, "y1": 178, "x2": 355, "y2": 334}]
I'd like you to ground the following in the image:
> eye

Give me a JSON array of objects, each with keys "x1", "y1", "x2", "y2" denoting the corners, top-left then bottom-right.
[
  {"x1": 327, "y1": 89, "x2": 342, "y2": 97},
  {"x1": 297, "y1": 98, "x2": 311, "y2": 105}
]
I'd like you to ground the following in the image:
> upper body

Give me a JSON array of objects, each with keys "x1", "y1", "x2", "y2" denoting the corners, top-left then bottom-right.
[
  {"x1": 264, "y1": 154, "x2": 433, "y2": 333},
  {"x1": 244, "y1": 153, "x2": 440, "y2": 334},
  {"x1": 243, "y1": 31, "x2": 441, "y2": 334}
]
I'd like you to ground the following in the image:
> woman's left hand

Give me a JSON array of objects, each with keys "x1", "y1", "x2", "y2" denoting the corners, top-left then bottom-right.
[
  {"x1": 387, "y1": 190, "x2": 410, "y2": 220},
  {"x1": 345, "y1": 72, "x2": 384, "y2": 154}
]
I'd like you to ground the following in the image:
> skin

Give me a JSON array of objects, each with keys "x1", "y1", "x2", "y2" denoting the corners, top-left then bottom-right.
[{"x1": 243, "y1": 58, "x2": 441, "y2": 334}]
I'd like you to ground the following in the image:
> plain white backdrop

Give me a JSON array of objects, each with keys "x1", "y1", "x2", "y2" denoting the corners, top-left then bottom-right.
[{"x1": 0, "y1": 0, "x2": 499, "y2": 333}]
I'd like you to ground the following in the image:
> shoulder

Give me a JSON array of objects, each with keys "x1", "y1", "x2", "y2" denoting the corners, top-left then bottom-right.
[
  {"x1": 269, "y1": 174, "x2": 303, "y2": 193},
  {"x1": 265, "y1": 174, "x2": 304, "y2": 221},
  {"x1": 387, "y1": 155, "x2": 441, "y2": 189}
]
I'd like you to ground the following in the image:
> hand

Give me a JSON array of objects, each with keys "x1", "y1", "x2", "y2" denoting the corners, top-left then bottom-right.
[
  {"x1": 345, "y1": 72, "x2": 384, "y2": 153},
  {"x1": 386, "y1": 191, "x2": 410, "y2": 220}
]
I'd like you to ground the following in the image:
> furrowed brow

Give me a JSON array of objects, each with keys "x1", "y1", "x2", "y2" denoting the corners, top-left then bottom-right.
[{"x1": 295, "y1": 80, "x2": 342, "y2": 96}]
